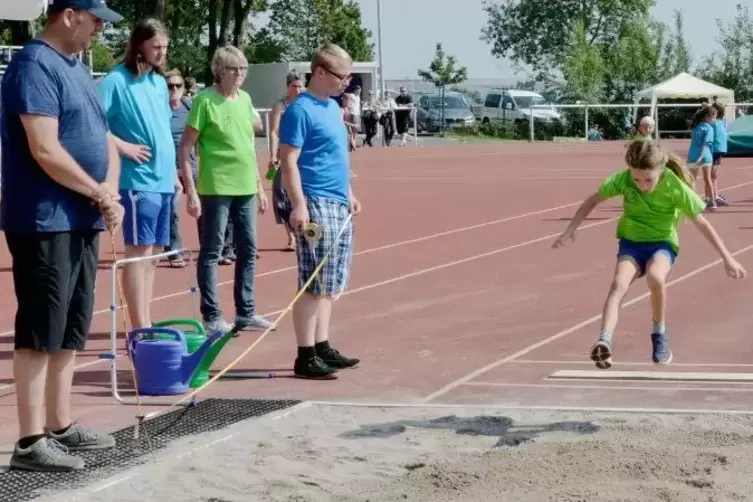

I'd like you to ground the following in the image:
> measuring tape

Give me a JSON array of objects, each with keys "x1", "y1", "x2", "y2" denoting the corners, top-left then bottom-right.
[
  {"x1": 302, "y1": 222, "x2": 323, "y2": 241},
  {"x1": 301, "y1": 222, "x2": 325, "y2": 291}
]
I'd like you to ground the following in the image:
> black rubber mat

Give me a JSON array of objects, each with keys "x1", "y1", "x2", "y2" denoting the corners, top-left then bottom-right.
[{"x1": 0, "y1": 398, "x2": 301, "y2": 501}]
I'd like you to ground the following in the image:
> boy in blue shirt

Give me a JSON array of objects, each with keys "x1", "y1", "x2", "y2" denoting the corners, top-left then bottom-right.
[{"x1": 279, "y1": 43, "x2": 363, "y2": 380}]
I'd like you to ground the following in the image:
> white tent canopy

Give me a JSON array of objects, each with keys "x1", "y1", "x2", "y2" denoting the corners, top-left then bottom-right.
[
  {"x1": 635, "y1": 72, "x2": 735, "y2": 104},
  {"x1": 633, "y1": 73, "x2": 736, "y2": 137},
  {"x1": 0, "y1": 1, "x2": 48, "y2": 21}
]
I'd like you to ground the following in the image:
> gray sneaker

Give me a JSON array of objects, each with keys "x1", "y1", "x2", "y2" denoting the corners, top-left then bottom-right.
[
  {"x1": 235, "y1": 315, "x2": 275, "y2": 332},
  {"x1": 46, "y1": 422, "x2": 116, "y2": 451},
  {"x1": 204, "y1": 318, "x2": 233, "y2": 334},
  {"x1": 10, "y1": 437, "x2": 85, "y2": 472}
]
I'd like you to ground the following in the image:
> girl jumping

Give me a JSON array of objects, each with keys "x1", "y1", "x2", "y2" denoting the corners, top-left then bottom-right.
[{"x1": 553, "y1": 140, "x2": 746, "y2": 370}]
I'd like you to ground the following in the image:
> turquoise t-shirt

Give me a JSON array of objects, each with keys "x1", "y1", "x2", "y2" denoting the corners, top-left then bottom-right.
[
  {"x1": 598, "y1": 168, "x2": 706, "y2": 253},
  {"x1": 712, "y1": 119, "x2": 728, "y2": 154},
  {"x1": 98, "y1": 64, "x2": 175, "y2": 193},
  {"x1": 687, "y1": 122, "x2": 713, "y2": 165}
]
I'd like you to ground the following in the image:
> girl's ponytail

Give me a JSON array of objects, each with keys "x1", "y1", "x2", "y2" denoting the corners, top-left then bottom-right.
[{"x1": 665, "y1": 152, "x2": 694, "y2": 187}]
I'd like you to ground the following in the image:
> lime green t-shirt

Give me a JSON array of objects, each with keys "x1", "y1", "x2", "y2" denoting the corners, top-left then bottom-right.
[
  {"x1": 186, "y1": 88, "x2": 259, "y2": 196},
  {"x1": 598, "y1": 168, "x2": 706, "y2": 253},
  {"x1": 633, "y1": 133, "x2": 651, "y2": 141}
]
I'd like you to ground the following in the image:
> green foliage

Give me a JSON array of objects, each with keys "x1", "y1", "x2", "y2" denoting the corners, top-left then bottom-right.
[
  {"x1": 90, "y1": 38, "x2": 117, "y2": 72},
  {"x1": 252, "y1": 0, "x2": 373, "y2": 63},
  {"x1": 481, "y1": 0, "x2": 653, "y2": 78},
  {"x1": 663, "y1": 9, "x2": 691, "y2": 76},
  {"x1": 417, "y1": 43, "x2": 468, "y2": 88},
  {"x1": 561, "y1": 20, "x2": 605, "y2": 102},
  {"x1": 696, "y1": 3, "x2": 753, "y2": 103},
  {"x1": 451, "y1": 119, "x2": 566, "y2": 141},
  {"x1": 0, "y1": 0, "x2": 370, "y2": 82}
]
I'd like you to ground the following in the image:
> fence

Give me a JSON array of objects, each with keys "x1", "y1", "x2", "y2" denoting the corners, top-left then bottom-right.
[{"x1": 525, "y1": 102, "x2": 753, "y2": 142}]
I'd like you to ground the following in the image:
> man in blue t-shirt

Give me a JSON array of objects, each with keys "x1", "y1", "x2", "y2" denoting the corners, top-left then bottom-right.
[
  {"x1": 0, "y1": 0, "x2": 124, "y2": 473},
  {"x1": 98, "y1": 18, "x2": 176, "y2": 330},
  {"x1": 279, "y1": 43, "x2": 363, "y2": 380}
]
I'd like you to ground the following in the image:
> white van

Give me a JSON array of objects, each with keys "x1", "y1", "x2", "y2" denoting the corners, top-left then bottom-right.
[{"x1": 475, "y1": 89, "x2": 562, "y2": 125}]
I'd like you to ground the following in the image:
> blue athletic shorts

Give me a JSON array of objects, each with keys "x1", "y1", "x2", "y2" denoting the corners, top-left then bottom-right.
[
  {"x1": 120, "y1": 189, "x2": 173, "y2": 247},
  {"x1": 617, "y1": 239, "x2": 676, "y2": 277}
]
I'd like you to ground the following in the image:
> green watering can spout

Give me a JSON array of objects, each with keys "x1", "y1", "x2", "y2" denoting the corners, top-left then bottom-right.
[{"x1": 152, "y1": 318, "x2": 237, "y2": 388}]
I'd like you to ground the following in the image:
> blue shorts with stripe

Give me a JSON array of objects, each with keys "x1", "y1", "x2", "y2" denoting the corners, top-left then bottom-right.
[
  {"x1": 120, "y1": 189, "x2": 173, "y2": 247},
  {"x1": 286, "y1": 196, "x2": 354, "y2": 297}
]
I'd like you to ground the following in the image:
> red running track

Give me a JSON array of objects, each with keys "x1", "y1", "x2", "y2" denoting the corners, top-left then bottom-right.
[{"x1": 0, "y1": 139, "x2": 752, "y2": 448}]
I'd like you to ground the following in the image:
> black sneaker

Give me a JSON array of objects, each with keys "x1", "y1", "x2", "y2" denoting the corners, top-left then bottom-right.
[
  {"x1": 294, "y1": 355, "x2": 338, "y2": 380},
  {"x1": 318, "y1": 347, "x2": 360, "y2": 369},
  {"x1": 10, "y1": 437, "x2": 85, "y2": 472}
]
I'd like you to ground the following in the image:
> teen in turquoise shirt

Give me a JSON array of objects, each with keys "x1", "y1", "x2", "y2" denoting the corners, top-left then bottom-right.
[{"x1": 98, "y1": 63, "x2": 175, "y2": 195}]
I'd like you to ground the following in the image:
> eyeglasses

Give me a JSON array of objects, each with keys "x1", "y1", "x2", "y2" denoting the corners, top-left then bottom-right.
[
  {"x1": 225, "y1": 65, "x2": 248, "y2": 74},
  {"x1": 168, "y1": 83, "x2": 183, "y2": 89},
  {"x1": 322, "y1": 66, "x2": 352, "y2": 84}
]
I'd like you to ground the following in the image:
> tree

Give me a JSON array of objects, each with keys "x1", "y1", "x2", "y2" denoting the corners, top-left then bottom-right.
[
  {"x1": 252, "y1": 0, "x2": 373, "y2": 63},
  {"x1": 561, "y1": 20, "x2": 605, "y2": 102},
  {"x1": 418, "y1": 43, "x2": 468, "y2": 134},
  {"x1": 417, "y1": 42, "x2": 468, "y2": 89},
  {"x1": 696, "y1": 3, "x2": 753, "y2": 103},
  {"x1": 481, "y1": 0, "x2": 653, "y2": 79},
  {"x1": 661, "y1": 10, "x2": 691, "y2": 77}
]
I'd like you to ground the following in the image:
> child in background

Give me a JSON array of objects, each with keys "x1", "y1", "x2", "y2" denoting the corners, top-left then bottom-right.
[
  {"x1": 687, "y1": 105, "x2": 717, "y2": 208},
  {"x1": 553, "y1": 140, "x2": 745, "y2": 370},
  {"x1": 625, "y1": 115, "x2": 654, "y2": 148},
  {"x1": 711, "y1": 102, "x2": 729, "y2": 207},
  {"x1": 633, "y1": 116, "x2": 654, "y2": 141}
]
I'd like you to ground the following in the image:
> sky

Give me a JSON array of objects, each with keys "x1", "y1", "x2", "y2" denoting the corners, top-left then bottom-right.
[{"x1": 353, "y1": 0, "x2": 743, "y2": 79}]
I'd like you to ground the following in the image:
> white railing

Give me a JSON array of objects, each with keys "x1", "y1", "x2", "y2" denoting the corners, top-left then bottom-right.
[{"x1": 525, "y1": 102, "x2": 753, "y2": 142}]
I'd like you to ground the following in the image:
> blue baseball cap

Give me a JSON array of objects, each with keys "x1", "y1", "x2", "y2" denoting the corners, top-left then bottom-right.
[{"x1": 48, "y1": 0, "x2": 124, "y2": 23}]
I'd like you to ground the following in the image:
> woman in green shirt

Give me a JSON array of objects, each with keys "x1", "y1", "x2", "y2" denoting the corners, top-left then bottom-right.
[
  {"x1": 553, "y1": 140, "x2": 745, "y2": 370},
  {"x1": 178, "y1": 45, "x2": 272, "y2": 334}
]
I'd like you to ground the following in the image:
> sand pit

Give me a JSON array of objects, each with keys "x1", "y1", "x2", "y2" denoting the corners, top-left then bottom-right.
[{"x1": 48, "y1": 404, "x2": 753, "y2": 502}]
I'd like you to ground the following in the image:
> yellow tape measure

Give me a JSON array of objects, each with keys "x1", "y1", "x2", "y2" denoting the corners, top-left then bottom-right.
[{"x1": 303, "y1": 222, "x2": 323, "y2": 241}]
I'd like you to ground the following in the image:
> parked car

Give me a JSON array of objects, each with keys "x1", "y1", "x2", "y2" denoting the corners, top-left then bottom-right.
[
  {"x1": 473, "y1": 88, "x2": 563, "y2": 125},
  {"x1": 415, "y1": 91, "x2": 476, "y2": 133}
]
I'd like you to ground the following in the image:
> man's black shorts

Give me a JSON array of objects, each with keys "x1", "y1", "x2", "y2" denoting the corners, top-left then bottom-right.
[{"x1": 6, "y1": 230, "x2": 100, "y2": 353}]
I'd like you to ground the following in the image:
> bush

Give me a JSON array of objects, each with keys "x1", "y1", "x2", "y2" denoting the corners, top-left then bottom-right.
[{"x1": 450, "y1": 119, "x2": 567, "y2": 141}]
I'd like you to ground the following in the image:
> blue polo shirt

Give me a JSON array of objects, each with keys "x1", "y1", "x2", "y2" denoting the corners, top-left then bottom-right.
[
  {"x1": 98, "y1": 64, "x2": 175, "y2": 194},
  {"x1": 0, "y1": 39, "x2": 109, "y2": 233},
  {"x1": 279, "y1": 92, "x2": 350, "y2": 204}
]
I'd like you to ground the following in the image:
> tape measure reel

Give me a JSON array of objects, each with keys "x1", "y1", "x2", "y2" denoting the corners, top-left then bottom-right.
[{"x1": 303, "y1": 222, "x2": 323, "y2": 241}]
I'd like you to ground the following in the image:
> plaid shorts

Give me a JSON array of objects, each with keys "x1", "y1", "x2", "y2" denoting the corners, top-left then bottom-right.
[{"x1": 287, "y1": 196, "x2": 354, "y2": 297}]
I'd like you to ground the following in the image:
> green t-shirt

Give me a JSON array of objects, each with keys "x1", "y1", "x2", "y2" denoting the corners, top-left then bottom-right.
[
  {"x1": 186, "y1": 88, "x2": 259, "y2": 196},
  {"x1": 633, "y1": 133, "x2": 652, "y2": 141},
  {"x1": 598, "y1": 168, "x2": 706, "y2": 253}
]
